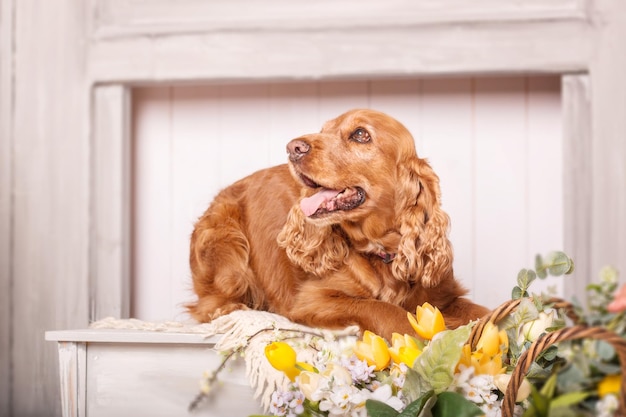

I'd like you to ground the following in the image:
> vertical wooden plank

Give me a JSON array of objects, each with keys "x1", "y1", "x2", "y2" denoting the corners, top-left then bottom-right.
[
  {"x1": 0, "y1": 0, "x2": 14, "y2": 414},
  {"x1": 588, "y1": 3, "x2": 626, "y2": 282},
  {"x1": 217, "y1": 83, "x2": 273, "y2": 185},
  {"x1": 561, "y1": 75, "x2": 592, "y2": 299},
  {"x1": 170, "y1": 85, "x2": 221, "y2": 320},
  {"x1": 527, "y1": 76, "x2": 564, "y2": 296},
  {"x1": 12, "y1": 1, "x2": 89, "y2": 415},
  {"x1": 131, "y1": 86, "x2": 174, "y2": 320},
  {"x1": 57, "y1": 342, "x2": 87, "y2": 417},
  {"x1": 92, "y1": 85, "x2": 131, "y2": 320},
  {"x1": 473, "y1": 77, "x2": 527, "y2": 308},
  {"x1": 268, "y1": 82, "x2": 320, "y2": 166},
  {"x1": 419, "y1": 78, "x2": 476, "y2": 297}
]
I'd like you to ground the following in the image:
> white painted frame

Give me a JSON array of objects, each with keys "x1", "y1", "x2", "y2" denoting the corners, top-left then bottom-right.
[{"x1": 2, "y1": 0, "x2": 626, "y2": 415}]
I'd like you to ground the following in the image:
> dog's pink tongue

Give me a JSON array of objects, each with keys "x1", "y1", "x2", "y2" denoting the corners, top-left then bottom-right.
[{"x1": 300, "y1": 188, "x2": 341, "y2": 217}]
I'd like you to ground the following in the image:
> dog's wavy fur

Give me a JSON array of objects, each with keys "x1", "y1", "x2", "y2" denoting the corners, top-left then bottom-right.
[{"x1": 188, "y1": 109, "x2": 489, "y2": 339}]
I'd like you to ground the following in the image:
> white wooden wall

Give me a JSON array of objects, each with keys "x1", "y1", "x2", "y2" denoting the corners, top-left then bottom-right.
[
  {"x1": 131, "y1": 76, "x2": 562, "y2": 320},
  {"x1": 3, "y1": 0, "x2": 626, "y2": 416}
]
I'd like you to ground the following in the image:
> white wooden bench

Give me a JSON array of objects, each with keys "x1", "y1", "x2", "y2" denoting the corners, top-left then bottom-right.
[{"x1": 45, "y1": 329, "x2": 263, "y2": 417}]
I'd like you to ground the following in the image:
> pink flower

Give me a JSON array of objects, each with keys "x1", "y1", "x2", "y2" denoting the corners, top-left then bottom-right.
[{"x1": 607, "y1": 284, "x2": 626, "y2": 313}]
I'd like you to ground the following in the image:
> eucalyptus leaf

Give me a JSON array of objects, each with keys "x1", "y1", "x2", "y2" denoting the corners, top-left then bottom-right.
[
  {"x1": 500, "y1": 298, "x2": 539, "y2": 331},
  {"x1": 546, "y1": 252, "x2": 574, "y2": 276},
  {"x1": 525, "y1": 361, "x2": 553, "y2": 380},
  {"x1": 535, "y1": 254, "x2": 547, "y2": 279},
  {"x1": 413, "y1": 326, "x2": 471, "y2": 394},
  {"x1": 595, "y1": 340, "x2": 616, "y2": 360},
  {"x1": 512, "y1": 286, "x2": 524, "y2": 300},
  {"x1": 506, "y1": 327, "x2": 522, "y2": 361},
  {"x1": 517, "y1": 269, "x2": 537, "y2": 288},
  {"x1": 536, "y1": 345, "x2": 559, "y2": 362},
  {"x1": 431, "y1": 392, "x2": 483, "y2": 417},
  {"x1": 543, "y1": 252, "x2": 574, "y2": 277}
]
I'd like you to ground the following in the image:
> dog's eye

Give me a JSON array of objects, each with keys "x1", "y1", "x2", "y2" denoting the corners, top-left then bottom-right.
[{"x1": 349, "y1": 128, "x2": 371, "y2": 143}]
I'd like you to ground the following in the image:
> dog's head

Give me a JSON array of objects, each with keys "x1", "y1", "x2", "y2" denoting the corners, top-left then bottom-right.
[
  {"x1": 287, "y1": 109, "x2": 415, "y2": 223},
  {"x1": 283, "y1": 108, "x2": 452, "y2": 286}
]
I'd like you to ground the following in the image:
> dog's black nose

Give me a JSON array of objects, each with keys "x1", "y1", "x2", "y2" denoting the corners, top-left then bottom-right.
[{"x1": 287, "y1": 139, "x2": 310, "y2": 162}]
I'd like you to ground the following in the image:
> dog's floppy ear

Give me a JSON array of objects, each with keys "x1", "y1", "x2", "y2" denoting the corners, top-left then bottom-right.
[
  {"x1": 392, "y1": 157, "x2": 453, "y2": 287},
  {"x1": 277, "y1": 204, "x2": 349, "y2": 275}
]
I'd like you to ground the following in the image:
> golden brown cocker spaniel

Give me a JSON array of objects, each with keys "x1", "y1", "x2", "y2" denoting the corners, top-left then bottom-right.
[{"x1": 188, "y1": 109, "x2": 489, "y2": 340}]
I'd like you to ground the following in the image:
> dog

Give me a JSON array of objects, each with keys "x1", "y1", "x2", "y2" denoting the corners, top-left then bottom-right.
[{"x1": 187, "y1": 109, "x2": 489, "y2": 340}]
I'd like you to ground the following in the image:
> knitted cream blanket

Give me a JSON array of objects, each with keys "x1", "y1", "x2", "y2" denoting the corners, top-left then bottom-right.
[{"x1": 91, "y1": 310, "x2": 360, "y2": 411}]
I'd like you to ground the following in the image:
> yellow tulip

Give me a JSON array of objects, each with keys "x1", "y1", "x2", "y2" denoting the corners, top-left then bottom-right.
[
  {"x1": 598, "y1": 374, "x2": 621, "y2": 398},
  {"x1": 475, "y1": 322, "x2": 508, "y2": 357},
  {"x1": 474, "y1": 351, "x2": 506, "y2": 376},
  {"x1": 265, "y1": 341, "x2": 302, "y2": 381},
  {"x1": 407, "y1": 302, "x2": 446, "y2": 340},
  {"x1": 354, "y1": 330, "x2": 391, "y2": 370},
  {"x1": 456, "y1": 322, "x2": 508, "y2": 376},
  {"x1": 388, "y1": 333, "x2": 422, "y2": 367}
]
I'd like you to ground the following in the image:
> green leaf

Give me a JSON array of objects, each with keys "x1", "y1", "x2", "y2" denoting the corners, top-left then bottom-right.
[
  {"x1": 549, "y1": 391, "x2": 591, "y2": 409},
  {"x1": 512, "y1": 286, "x2": 524, "y2": 300},
  {"x1": 365, "y1": 399, "x2": 400, "y2": 417},
  {"x1": 527, "y1": 384, "x2": 550, "y2": 417},
  {"x1": 397, "y1": 391, "x2": 434, "y2": 417},
  {"x1": 535, "y1": 252, "x2": 575, "y2": 281},
  {"x1": 536, "y1": 345, "x2": 558, "y2": 362},
  {"x1": 517, "y1": 269, "x2": 537, "y2": 289},
  {"x1": 535, "y1": 254, "x2": 547, "y2": 279},
  {"x1": 595, "y1": 340, "x2": 616, "y2": 360},
  {"x1": 500, "y1": 298, "x2": 539, "y2": 330},
  {"x1": 413, "y1": 326, "x2": 471, "y2": 393},
  {"x1": 546, "y1": 252, "x2": 574, "y2": 276},
  {"x1": 402, "y1": 367, "x2": 432, "y2": 403},
  {"x1": 540, "y1": 372, "x2": 558, "y2": 398},
  {"x1": 431, "y1": 392, "x2": 483, "y2": 417}
]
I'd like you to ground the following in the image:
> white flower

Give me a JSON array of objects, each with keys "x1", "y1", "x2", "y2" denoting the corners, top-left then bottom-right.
[
  {"x1": 369, "y1": 384, "x2": 404, "y2": 411},
  {"x1": 451, "y1": 367, "x2": 498, "y2": 406},
  {"x1": 517, "y1": 310, "x2": 556, "y2": 344},
  {"x1": 341, "y1": 355, "x2": 375, "y2": 384},
  {"x1": 269, "y1": 390, "x2": 292, "y2": 416},
  {"x1": 596, "y1": 393, "x2": 619, "y2": 417},
  {"x1": 479, "y1": 401, "x2": 502, "y2": 417},
  {"x1": 319, "y1": 384, "x2": 363, "y2": 416},
  {"x1": 452, "y1": 364, "x2": 475, "y2": 387},
  {"x1": 288, "y1": 390, "x2": 305, "y2": 416},
  {"x1": 389, "y1": 362, "x2": 408, "y2": 389},
  {"x1": 297, "y1": 371, "x2": 327, "y2": 402}
]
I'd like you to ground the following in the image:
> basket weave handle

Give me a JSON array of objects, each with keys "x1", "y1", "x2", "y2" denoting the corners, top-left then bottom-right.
[{"x1": 500, "y1": 324, "x2": 626, "y2": 417}]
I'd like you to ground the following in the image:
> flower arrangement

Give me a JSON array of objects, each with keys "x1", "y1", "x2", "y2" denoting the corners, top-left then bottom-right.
[{"x1": 190, "y1": 252, "x2": 626, "y2": 417}]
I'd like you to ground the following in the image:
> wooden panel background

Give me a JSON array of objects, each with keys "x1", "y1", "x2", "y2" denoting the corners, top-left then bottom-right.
[
  {"x1": 0, "y1": 0, "x2": 14, "y2": 412},
  {"x1": 2, "y1": 0, "x2": 625, "y2": 416},
  {"x1": 131, "y1": 76, "x2": 562, "y2": 321}
]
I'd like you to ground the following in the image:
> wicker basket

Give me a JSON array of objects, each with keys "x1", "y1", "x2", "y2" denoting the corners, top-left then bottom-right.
[{"x1": 467, "y1": 297, "x2": 626, "y2": 417}]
